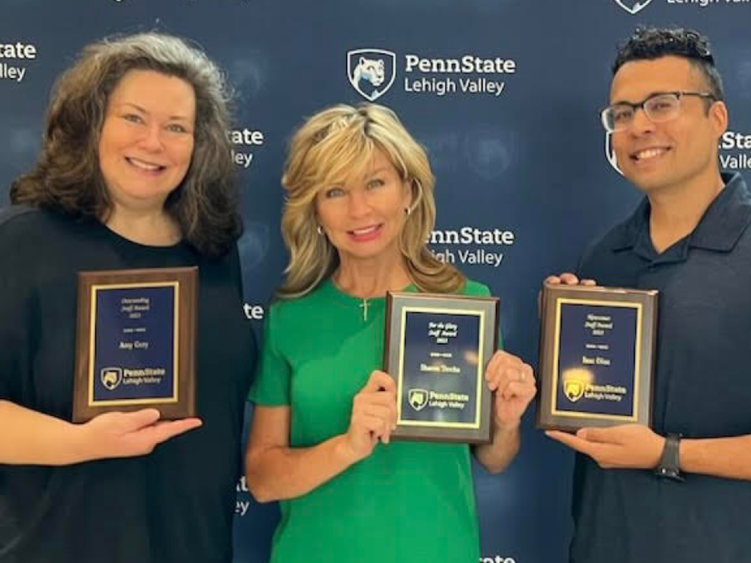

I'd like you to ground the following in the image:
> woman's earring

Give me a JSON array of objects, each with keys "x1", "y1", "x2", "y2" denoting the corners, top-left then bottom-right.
[
  {"x1": 317, "y1": 224, "x2": 324, "y2": 235},
  {"x1": 404, "y1": 207, "x2": 411, "y2": 216}
]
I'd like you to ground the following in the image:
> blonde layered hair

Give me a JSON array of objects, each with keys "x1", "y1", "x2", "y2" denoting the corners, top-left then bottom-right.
[{"x1": 278, "y1": 103, "x2": 464, "y2": 299}]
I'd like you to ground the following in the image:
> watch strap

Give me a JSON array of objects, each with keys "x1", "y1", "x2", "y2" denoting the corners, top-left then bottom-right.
[{"x1": 654, "y1": 433, "x2": 684, "y2": 481}]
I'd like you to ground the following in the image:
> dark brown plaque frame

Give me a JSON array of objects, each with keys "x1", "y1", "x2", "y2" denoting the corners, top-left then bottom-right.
[
  {"x1": 536, "y1": 284, "x2": 657, "y2": 432},
  {"x1": 384, "y1": 291, "x2": 499, "y2": 444},
  {"x1": 73, "y1": 267, "x2": 197, "y2": 422}
]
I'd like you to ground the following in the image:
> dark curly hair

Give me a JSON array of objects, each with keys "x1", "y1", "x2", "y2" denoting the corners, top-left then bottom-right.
[
  {"x1": 10, "y1": 32, "x2": 242, "y2": 257},
  {"x1": 613, "y1": 26, "x2": 725, "y2": 103}
]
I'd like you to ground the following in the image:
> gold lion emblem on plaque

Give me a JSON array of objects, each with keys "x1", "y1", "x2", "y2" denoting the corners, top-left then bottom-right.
[
  {"x1": 100, "y1": 367, "x2": 123, "y2": 391},
  {"x1": 564, "y1": 380, "x2": 585, "y2": 402},
  {"x1": 408, "y1": 388, "x2": 428, "y2": 411},
  {"x1": 561, "y1": 368, "x2": 593, "y2": 403}
]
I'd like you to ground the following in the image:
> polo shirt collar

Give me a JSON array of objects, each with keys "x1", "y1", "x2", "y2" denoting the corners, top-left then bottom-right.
[{"x1": 608, "y1": 172, "x2": 751, "y2": 255}]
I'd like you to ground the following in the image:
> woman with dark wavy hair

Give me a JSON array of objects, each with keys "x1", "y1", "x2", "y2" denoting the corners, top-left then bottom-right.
[{"x1": 0, "y1": 33, "x2": 254, "y2": 563}]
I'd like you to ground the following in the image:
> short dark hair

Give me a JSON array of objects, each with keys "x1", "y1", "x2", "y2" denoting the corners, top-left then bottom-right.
[{"x1": 612, "y1": 26, "x2": 725, "y2": 102}]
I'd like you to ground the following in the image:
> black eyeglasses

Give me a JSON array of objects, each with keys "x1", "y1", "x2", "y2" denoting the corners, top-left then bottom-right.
[{"x1": 601, "y1": 91, "x2": 717, "y2": 133}]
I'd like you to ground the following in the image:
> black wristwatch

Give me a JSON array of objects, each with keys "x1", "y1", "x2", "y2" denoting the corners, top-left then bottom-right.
[{"x1": 654, "y1": 433, "x2": 684, "y2": 481}]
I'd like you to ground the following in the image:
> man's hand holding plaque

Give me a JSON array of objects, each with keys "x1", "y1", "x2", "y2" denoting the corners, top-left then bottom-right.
[{"x1": 546, "y1": 423, "x2": 665, "y2": 470}]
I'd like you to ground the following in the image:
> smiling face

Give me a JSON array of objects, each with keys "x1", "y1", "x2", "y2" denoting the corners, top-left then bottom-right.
[
  {"x1": 315, "y1": 148, "x2": 412, "y2": 266},
  {"x1": 610, "y1": 56, "x2": 727, "y2": 195},
  {"x1": 98, "y1": 69, "x2": 196, "y2": 211}
]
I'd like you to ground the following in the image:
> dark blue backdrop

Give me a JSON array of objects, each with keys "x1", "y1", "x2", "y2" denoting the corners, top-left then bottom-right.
[{"x1": 2, "y1": 1, "x2": 750, "y2": 561}]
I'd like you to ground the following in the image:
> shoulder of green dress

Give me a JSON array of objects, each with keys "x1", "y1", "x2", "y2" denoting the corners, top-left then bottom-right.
[{"x1": 461, "y1": 279, "x2": 492, "y2": 297}]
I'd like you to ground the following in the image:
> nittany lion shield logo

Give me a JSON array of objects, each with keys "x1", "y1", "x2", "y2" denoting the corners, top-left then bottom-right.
[
  {"x1": 408, "y1": 388, "x2": 429, "y2": 411},
  {"x1": 347, "y1": 49, "x2": 396, "y2": 102},
  {"x1": 564, "y1": 380, "x2": 585, "y2": 403},
  {"x1": 612, "y1": 0, "x2": 653, "y2": 14},
  {"x1": 100, "y1": 367, "x2": 122, "y2": 391}
]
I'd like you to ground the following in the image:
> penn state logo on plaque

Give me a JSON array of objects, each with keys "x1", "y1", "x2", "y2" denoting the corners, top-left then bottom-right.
[
  {"x1": 100, "y1": 367, "x2": 123, "y2": 391},
  {"x1": 408, "y1": 389, "x2": 429, "y2": 412},
  {"x1": 563, "y1": 378, "x2": 585, "y2": 403}
]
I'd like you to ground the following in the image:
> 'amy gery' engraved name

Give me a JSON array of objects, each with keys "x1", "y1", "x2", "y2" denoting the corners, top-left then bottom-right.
[{"x1": 119, "y1": 340, "x2": 149, "y2": 350}]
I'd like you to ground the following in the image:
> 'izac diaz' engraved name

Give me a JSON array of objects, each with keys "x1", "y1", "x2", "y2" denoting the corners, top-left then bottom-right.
[{"x1": 582, "y1": 356, "x2": 611, "y2": 366}]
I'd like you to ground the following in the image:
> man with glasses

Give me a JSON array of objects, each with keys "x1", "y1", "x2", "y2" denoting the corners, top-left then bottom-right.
[{"x1": 546, "y1": 27, "x2": 751, "y2": 563}]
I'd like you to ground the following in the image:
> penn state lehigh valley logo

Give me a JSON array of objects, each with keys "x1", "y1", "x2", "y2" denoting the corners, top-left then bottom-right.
[
  {"x1": 613, "y1": 0, "x2": 653, "y2": 14},
  {"x1": 100, "y1": 367, "x2": 123, "y2": 391},
  {"x1": 408, "y1": 388, "x2": 429, "y2": 411},
  {"x1": 564, "y1": 380, "x2": 585, "y2": 402},
  {"x1": 561, "y1": 368, "x2": 593, "y2": 403},
  {"x1": 347, "y1": 49, "x2": 396, "y2": 102}
]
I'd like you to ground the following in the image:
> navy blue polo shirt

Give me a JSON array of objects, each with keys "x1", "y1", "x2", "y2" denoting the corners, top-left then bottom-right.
[{"x1": 571, "y1": 173, "x2": 751, "y2": 563}]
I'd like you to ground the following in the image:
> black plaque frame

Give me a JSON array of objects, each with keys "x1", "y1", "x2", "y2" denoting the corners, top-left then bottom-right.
[
  {"x1": 72, "y1": 267, "x2": 197, "y2": 422},
  {"x1": 536, "y1": 284, "x2": 657, "y2": 431},
  {"x1": 384, "y1": 292, "x2": 499, "y2": 443}
]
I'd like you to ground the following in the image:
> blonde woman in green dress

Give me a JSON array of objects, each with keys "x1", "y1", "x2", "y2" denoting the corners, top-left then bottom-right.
[{"x1": 245, "y1": 103, "x2": 536, "y2": 563}]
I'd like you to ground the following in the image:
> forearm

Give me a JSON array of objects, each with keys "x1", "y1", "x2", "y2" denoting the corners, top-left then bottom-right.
[
  {"x1": 0, "y1": 400, "x2": 89, "y2": 465},
  {"x1": 245, "y1": 434, "x2": 359, "y2": 502},
  {"x1": 473, "y1": 423, "x2": 520, "y2": 474},
  {"x1": 680, "y1": 434, "x2": 751, "y2": 480}
]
